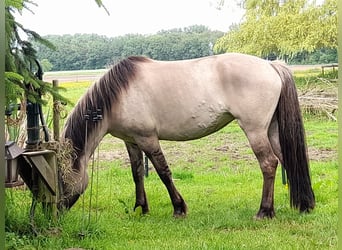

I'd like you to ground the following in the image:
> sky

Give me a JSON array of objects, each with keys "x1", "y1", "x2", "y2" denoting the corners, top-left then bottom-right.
[{"x1": 16, "y1": 0, "x2": 245, "y2": 37}]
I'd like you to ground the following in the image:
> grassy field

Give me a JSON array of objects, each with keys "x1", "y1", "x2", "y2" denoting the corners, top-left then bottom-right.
[{"x1": 5, "y1": 70, "x2": 338, "y2": 249}]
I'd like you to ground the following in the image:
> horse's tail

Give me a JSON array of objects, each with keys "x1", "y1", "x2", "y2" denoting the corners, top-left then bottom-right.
[{"x1": 271, "y1": 62, "x2": 315, "y2": 212}]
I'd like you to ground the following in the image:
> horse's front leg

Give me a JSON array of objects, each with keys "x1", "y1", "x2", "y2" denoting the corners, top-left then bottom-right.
[
  {"x1": 125, "y1": 142, "x2": 149, "y2": 214},
  {"x1": 136, "y1": 137, "x2": 187, "y2": 217}
]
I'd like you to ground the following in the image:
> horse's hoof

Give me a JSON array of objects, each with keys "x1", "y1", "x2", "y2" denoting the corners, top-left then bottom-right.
[
  {"x1": 173, "y1": 204, "x2": 187, "y2": 218},
  {"x1": 254, "y1": 209, "x2": 275, "y2": 220},
  {"x1": 134, "y1": 204, "x2": 149, "y2": 215},
  {"x1": 173, "y1": 211, "x2": 186, "y2": 218}
]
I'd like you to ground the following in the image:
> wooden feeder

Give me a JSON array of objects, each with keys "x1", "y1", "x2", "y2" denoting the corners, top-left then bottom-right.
[
  {"x1": 18, "y1": 150, "x2": 60, "y2": 221},
  {"x1": 5, "y1": 141, "x2": 24, "y2": 188}
]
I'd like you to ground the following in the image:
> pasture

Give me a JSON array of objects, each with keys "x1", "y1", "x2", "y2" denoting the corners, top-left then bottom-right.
[{"x1": 5, "y1": 68, "x2": 338, "y2": 249}]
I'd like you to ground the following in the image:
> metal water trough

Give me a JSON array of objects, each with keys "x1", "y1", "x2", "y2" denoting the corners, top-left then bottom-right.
[{"x1": 5, "y1": 141, "x2": 24, "y2": 187}]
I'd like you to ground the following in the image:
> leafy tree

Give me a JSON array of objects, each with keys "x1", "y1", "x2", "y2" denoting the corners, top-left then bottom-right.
[{"x1": 214, "y1": 0, "x2": 337, "y2": 59}]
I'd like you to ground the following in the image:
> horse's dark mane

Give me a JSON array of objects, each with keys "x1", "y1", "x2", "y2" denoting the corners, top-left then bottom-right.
[{"x1": 63, "y1": 56, "x2": 150, "y2": 163}]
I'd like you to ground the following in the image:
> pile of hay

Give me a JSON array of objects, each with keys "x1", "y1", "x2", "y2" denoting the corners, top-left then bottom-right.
[
  {"x1": 45, "y1": 139, "x2": 76, "y2": 183},
  {"x1": 298, "y1": 78, "x2": 338, "y2": 120}
]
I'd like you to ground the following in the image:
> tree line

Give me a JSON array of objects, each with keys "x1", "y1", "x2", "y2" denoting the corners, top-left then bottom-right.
[
  {"x1": 35, "y1": 26, "x2": 337, "y2": 72},
  {"x1": 34, "y1": 26, "x2": 224, "y2": 71}
]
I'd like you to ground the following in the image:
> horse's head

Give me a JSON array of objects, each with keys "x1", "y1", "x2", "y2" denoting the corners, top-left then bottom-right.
[{"x1": 58, "y1": 152, "x2": 89, "y2": 210}]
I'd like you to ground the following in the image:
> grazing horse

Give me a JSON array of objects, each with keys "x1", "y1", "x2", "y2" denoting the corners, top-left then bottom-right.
[{"x1": 60, "y1": 53, "x2": 315, "y2": 219}]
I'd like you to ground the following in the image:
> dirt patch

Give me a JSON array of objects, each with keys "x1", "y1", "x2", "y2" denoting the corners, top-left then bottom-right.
[
  {"x1": 308, "y1": 147, "x2": 337, "y2": 162},
  {"x1": 99, "y1": 150, "x2": 127, "y2": 162},
  {"x1": 95, "y1": 140, "x2": 336, "y2": 170},
  {"x1": 215, "y1": 144, "x2": 336, "y2": 163},
  {"x1": 44, "y1": 74, "x2": 101, "y2": 83}
]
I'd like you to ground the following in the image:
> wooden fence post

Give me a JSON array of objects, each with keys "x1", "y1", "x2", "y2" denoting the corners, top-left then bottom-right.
[{"x1": 52, "y1": 80, "x2": 60, "y2": 141}]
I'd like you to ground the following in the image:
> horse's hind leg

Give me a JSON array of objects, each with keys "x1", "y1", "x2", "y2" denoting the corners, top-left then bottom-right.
[
  {"x1": 135, "y1": 137, "x2": 187, "y2": 217},
  {"x1": 242, "y1": 128, "x2": 279, "y2": 219},
  {"x1": 125, "y1": 142, "x2": 149, "y2": 214},
  {"x1": 268, "y1": 115, "x2": 283, "y2": 164}
]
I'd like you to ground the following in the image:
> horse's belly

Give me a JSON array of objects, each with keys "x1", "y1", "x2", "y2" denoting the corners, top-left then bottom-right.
[{"x1": 157, "y1": 106, "x2": 234, "y2": 141}]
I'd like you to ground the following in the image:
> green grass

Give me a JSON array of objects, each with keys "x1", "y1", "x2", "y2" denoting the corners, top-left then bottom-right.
[
  {"x1": 5, "y1": 70, "x2": 338, "y2": 249},
  {"x1": 5, "y1": 150, "x2": 338, "y2": 249}
]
